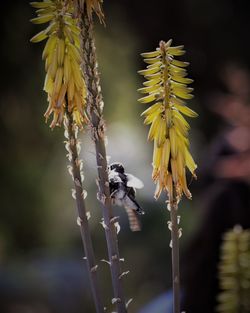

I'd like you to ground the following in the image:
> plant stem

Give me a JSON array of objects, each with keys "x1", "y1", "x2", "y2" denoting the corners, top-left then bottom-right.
[
  {"x1": 169, "y1": 191, "x2": 181, "y2": 313},
  {"x1": 64, "y1": 105, "x2": 104, "y2": 313},
  {"x1": 78, "y1": 9, "x2": 127, "y2": 313}
]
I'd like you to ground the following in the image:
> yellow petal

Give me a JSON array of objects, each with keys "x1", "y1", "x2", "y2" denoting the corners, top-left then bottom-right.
[
  {"x1": 173, "y1": 117, "x2": 188, "y2": 137},
  {"x1": 171, "y1": 59, "x2": 189, "y2": 68},
  {"x1": 138, "y1": 84, "x2": 161, "y2": 94},
  {"x1": 138, "y1": 67, "x2": 160, "y2": 76},
  {"x1": 144, "y1": 57, "x2": 161, "y2": 64},
  {"x1": 42, "y1": 34, "x2": 57, "y2": 60},
  {"x1": 148, "y1": 114, "x2": 162, "y2": 141},
  {"x1": 176, "y1": 152, "x2": 184, "y2": 177},
  {"x1": 30, "y1": 13, "x2": 54, "y2": 24},
  {"x1": 170, "y1": 96, "x2": 185, "y2": 107},
  {"x1": 67, "y1": 43, "x2": 81, "y2": 64},
  {"x1": 141, "y1": 102, "x2": 162, "y2": 116},
  {"x1": 63, "y1": 53, "x2": 71, "y2": 84},
  {"x1": 161, "y1": 139, "x2": 171, "y2": 170},
  {"x1": 47, "y1": 51, "x2": 57, "y2": 81},
  {"x1": 147, "y1": 62, "x2": 162, "y2": 69},
  {"x1": 55, "y1": 84, "x2": 67, "y2": 108},
  {"x1": 165, "y1": 108, "x2": 173, "y2": 128},
  {"x1": 167, "y1": 46, "x2": 185, "y2": 56},
  {"x1": 169, "y1": 127, "x2": 178, "y2": 159},
  {"x1": 30, "y1": 2, "x2": 52, "y2": 9},
  {"x1": 180, "y1": 168, "x2": 192, "y2": 199},
  {"x1": 171, "y1": 158, "x2": 178, "y2": 183},
  {"x1": 43, "y1": 73, "x2": 53, "y2": 94},
  {"x1": 185, "y1": 148, "x2": 197, "y2": 175},
  {"x1": 145, "y1": 72, "x2": 162, "y2": 80},
  {"x1": 171, "y1": 76, "x2": 193, "y2": 84},
  {"x1": 172, "y1": 87, "x2": 194, "y2": 100},
  {"x1": 138, "y1": 93, "x2": 157, "y2": 104},
  {"x1": 141, "y1": 50, "x2": 161, "y2": 58},
  {"x1": 57, "y1": 38, "x2": 65, "y2": 66},
  {"x1": 53, "y1": 67, "x2": 63, "y2": 97},
  {"x1": 153, "y1": 140, "x2": 163, "y2": 169},
  {"x1": 30, "y1": 30, "x2": 48, "y2": 43},
  {"x1": 67, "y1": 79, "x2": 75, "y2": 102},
  {"x1": 175, "y1": 104, "x2": 198, "y2": 118},
  {"x1": 143, "y1": 78, "x2": 162, "y2": 87},
  {"x1": 164, "y1": 39, "x2": 173, "y2": 48},
  {"x1": 155, "y1": 118, "x2": 166, "y2": 147},
  {"x1": 173, "y1": 110, "x2": 190, "y2": 130}
]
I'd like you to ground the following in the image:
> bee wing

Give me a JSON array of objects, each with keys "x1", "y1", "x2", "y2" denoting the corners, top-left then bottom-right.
[{"x1": 126, "y1": 173, "x2": 144, "y2": 189}]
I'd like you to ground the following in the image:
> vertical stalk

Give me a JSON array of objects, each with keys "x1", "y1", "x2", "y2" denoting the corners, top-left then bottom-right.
[
  {"x1": 64, "y1": 104, "x2": 104, "y2": 313},
  {"x1": 78, "y1": 9, "x2": 127, "y2": 313},
  {"x1": 169, "y1": 191, "x2": 180, "y2": 313}
]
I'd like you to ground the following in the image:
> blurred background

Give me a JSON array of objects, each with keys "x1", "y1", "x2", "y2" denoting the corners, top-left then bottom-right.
[{"x1": 1, "y1": 0, "x2": 250, "y2": 312}]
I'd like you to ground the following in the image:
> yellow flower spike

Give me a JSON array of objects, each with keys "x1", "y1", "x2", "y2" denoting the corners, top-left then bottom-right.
[
  {"x1": 138, "y1": 40, "x2": 198, "y2": 200},
  {"x1": 30, "y1": 0, "x2": 87, "y2": 128}
]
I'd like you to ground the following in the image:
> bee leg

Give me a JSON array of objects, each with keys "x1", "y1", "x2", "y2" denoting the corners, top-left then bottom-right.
[{"x1": 110, "y1": 190, "x2": 118, "y2": 197}]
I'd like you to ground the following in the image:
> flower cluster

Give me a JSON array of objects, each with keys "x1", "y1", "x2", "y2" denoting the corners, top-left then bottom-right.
[
  {"x1": 138, "y1": 40, "x2": 197, "y2": 201},
  {"x1": 30, "y1": 0, "x2": 87, "y2": 128},
  {"x1": 217, "y1": 226, "x2": 250, "y2": 313}
]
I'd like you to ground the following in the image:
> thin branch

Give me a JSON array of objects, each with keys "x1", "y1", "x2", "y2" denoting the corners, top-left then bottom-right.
[
  {"x1": 77, "y1": 8, "x2": 127, "y2": 313},
  {"x1": 169, "y1": 190, "x2": 181, "y2": 313},
  {"x1": 64, "y1": 104, "x2": 104, "y2": 313}
]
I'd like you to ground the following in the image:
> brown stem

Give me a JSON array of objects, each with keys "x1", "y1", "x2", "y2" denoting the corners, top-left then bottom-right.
[
  {"x1": 78, "y1": 9, "x2": 127, "y2": 313},
  {"x1": 169, "y1": 191, "x2": 181, "y2": 313},
  {"x1": 64, "y1": 105, "x2": 104, "y2": 313}
]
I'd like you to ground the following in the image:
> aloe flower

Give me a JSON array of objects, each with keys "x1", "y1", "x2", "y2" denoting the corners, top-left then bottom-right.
[
  {"x1": 217, "y1": 226, "x2": 250, "y2": 313},
  {"x1": 30, "y1": 0, "x2": 87, "y2": 128},
  {"x1": 30, "y1": 2, "x2": 106, "y2": 312},
  {"x1": 138, "y1": 40, "x2": 197, "y2": 202}
]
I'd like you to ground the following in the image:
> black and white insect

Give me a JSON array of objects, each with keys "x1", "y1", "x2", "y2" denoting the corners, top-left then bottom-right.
[{"x1": 108, "y1": 162, "x2": 144, "y2": 231}]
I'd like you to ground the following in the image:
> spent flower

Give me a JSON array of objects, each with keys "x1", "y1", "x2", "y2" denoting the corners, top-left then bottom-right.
[
  {"x1": 77, "y1": 0, "x2": 104, "y2": 23},
  {"x1": 138, "y1": 40, "x2": 197, "y2": 201}
]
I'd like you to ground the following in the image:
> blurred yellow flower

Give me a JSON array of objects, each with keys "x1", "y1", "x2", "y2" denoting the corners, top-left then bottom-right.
[
  {"x1": 30, "y1": 0, "x2": 87, "y2": 128},
  {"x1": 138, "y1": 40, "x2": 197, "y2": 201}
]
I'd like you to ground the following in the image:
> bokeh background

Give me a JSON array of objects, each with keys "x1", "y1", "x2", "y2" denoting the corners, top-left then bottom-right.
[{"x1": 1, "y1": 0, "x2": 250, "y2": 312}]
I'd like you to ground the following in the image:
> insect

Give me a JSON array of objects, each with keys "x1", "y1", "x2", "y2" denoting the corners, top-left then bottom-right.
[{"x1": 108, "y1": 162, "x2": 144, "y2": 232}]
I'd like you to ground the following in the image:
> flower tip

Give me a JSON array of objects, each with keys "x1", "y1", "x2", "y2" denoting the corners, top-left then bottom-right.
[{"x1": 165, "y1": 39, "x2": 173, "y2": 47}]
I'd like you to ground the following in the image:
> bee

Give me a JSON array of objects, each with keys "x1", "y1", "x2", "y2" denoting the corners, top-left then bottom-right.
[{"x1": 108, "y1": 162, "x2": 144, "y2": 231}]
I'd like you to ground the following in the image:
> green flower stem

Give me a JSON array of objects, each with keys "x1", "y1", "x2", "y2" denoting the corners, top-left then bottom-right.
[
  {"x1": 169, "y1": 190, "x2": 181, "y2": 313},
  {"x1": 64, "y1": 103, "x2": 104, "y2": 313},
  {"x1": 78, "y1": 8, "x2": 127, "y2": 313}
]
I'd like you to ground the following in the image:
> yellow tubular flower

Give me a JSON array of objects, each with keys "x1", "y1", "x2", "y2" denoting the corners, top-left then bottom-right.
[
  {"x1": 30, "y1": 0, "x2": 87, "y2": 128},
  {"x1": 138, "y1": 40, "x2": 198, "y2": 201}
]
